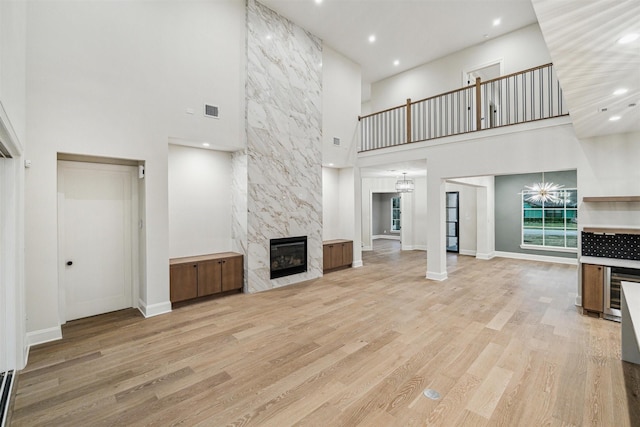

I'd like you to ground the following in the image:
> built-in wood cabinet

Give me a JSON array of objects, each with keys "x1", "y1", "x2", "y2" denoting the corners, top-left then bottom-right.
[
  {"x1": 582, "y1": 263, "x2": 604, "y2": 313},
  {"x1": 323, "y1": 240, "x2": 353, "y2": 272},
  {"x1": 170, "y1": 252, "x2": 243, "y2": 304}
]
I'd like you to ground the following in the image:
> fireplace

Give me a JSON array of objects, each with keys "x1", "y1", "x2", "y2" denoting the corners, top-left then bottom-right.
[{"x1": 270, "y1": 236, "x2": 307, "y2": 279}]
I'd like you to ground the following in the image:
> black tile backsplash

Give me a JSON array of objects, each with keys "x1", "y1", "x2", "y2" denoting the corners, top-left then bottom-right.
[{"x1": 582, "y1": 231, "x2": 640, "y2": 260}]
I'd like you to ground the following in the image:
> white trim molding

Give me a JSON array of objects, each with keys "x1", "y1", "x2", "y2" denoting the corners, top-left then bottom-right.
[
  {"x1": 26, "y1": 326, "x2": 62, "y2": 348},
  {"x1": 352, "y1": 260, "x2": 363, "y2": 268},
  {"x1": 138, "y1": 299, "x2": 172, "y2": 318},
  {"x1": 0, "y1": 100, "x2": 23, "y2": 156},
  {"x1": 373, "y1": 235, "x2": 401, "y2": 240},
  {"x1": 476, "y1": 251, "x2": 496, "y2": 260},
  {"x1": 404, "y1": 245, "x2": 427, "y2": 251},
  {"x1": 426, "y1": 271, "x2": 448, "y2": 281},
  {"x1": 459, "y1": 249, "x2": 477, "y2": 257},
  {"x1": 520, "y1": 244, "x2": 578, "y2": 254},
  {"x1": 495, "y1": 251, "x2": 578, "y2": 265}
]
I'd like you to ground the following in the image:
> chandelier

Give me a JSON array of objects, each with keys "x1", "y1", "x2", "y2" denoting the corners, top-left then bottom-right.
[
  {"x1": 523, "y1": 172, "x2": 564, "y2": 204},
  {"x1": 395, "y1": 173, "x2": 414, "y2": 193}
]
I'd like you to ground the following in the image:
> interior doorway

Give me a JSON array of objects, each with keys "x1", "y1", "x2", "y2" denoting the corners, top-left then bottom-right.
[
  {"x1": 446, "y1": 191, "x2": 459, "y2": 253},
  {"x1": 57, "y1": 160, "x2": 139, "y2": 322}
]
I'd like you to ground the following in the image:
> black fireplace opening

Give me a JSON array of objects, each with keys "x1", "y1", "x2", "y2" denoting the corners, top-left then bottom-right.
[{"x1": 270, "y1": 236, "x2": 307, "y2": 279}]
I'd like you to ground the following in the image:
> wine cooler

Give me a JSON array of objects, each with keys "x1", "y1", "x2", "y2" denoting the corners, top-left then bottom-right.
[{"x1": 604, "y1": 266, "x2": 640, "y2": 321}]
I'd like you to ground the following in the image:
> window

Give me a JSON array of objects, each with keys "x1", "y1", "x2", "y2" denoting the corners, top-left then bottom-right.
[
  {"x1": 522, "y1": 188, "x2": 577, "y2": 249},
  {"x1": 391, "y1": 196, "x2": 401, "y2": 231}
]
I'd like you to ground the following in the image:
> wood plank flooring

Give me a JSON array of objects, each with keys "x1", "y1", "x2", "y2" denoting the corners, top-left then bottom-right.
[{"x1": 11, "y1": 240, "x2": 640, "y2": 426}]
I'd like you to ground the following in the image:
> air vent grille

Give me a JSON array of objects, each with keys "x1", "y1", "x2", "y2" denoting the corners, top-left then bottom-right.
[
  {"x1": 204, "y1": 104, "x2": 219, "y2": 119},
  {"x1": 333, "y1": 137, "x2": 340, "y2": 146}
]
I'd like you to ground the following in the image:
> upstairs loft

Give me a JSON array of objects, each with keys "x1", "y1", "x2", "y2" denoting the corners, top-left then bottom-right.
[{"x1": 359, "y1": 63, "x2": 569, "y2": 152}]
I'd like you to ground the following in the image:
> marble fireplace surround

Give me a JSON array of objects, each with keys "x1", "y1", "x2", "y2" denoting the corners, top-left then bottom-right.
[{"x1": 232, "y1": 0, "x2": 323, "y2": 293}]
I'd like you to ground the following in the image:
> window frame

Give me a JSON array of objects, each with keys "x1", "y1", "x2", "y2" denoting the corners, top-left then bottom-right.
[{"x1": 520, "y1": 187, "x2": 578, "y2": 252}]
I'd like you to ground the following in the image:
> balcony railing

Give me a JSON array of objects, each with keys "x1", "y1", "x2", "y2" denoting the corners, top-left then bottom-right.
[{"x1": 359, "y1": 63, "x2": 569, "y2": 152}]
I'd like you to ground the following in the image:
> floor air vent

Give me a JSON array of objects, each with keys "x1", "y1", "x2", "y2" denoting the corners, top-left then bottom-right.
[{"x1": 1, "y1": 370, "x2": 15, "y2": 427}]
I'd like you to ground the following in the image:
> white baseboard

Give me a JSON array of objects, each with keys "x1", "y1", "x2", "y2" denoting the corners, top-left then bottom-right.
[
  {"x1": 459, "y1": 249, "x2": 477, "y2": 256},
  {"x1": 404, "y1": 245, "x2": 427, "y2": 251},
  {"x1": 476, "y1": 251, "x2": 496, "y2": 260},
  {"x1": 575, "y1": 295, "x2": 582, "y2": 307},
  {"x1": 138, "y1": 299, "x2": 172, "y2": 318},
  {"x1": 426, "y1": 271, "x2": 448, "y2": 281},
  {"x1": 362, "y1": 246, "x2": 372, "y2": 251},
  {"x1": 494, "y1": 251, "x2": 578, "y2": 265},
  {"x1": 26, "y1": 325, "x2": 62, "y2": 348},
  {"x1": 352, "y1": 260, "x2": 363, "y2": 268},
  {"x1": 373, "y1": 235, "x2": 401, "y2": 240}
]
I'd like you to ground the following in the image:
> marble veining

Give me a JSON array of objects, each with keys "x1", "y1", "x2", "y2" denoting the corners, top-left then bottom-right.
[{"x1": 245, "y1": 0, "x2": 323, "y2": 293}]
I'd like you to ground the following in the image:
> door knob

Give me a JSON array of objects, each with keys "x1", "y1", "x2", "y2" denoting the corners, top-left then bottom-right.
[{"x1": 66, "y1": 261, "x2": 73, "y2": 266}]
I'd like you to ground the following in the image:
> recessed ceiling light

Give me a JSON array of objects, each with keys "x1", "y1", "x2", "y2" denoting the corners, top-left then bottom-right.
[
  {"x1": 266, "y1": 34, "x2": 272, "y2": 40},
  {"x1": 202, "y1": 142, "x2": 210, "y2": 147},
  {"x1": 618, "y1": 33, "x2": 639, "y2": 44},
  {"x1": 609, "y1": 115, "x2": 621, "y2": 121},
  {"x1": 368, "y1": 34, "x2": 376, "y2": 43},
  {"x1": 613, "y1": 88, "x2": 628, "y2": 95},
  {"x1": 493, "y1": 18, "x2": 501, "y2": 26},
  {"x1": 315, "y1": 0, "x2": 322, "y2": 4},
  {"x1": 328, "y1": 163, "x2": 334, "y2": 166},
  {"x1": 393, "y1": 59, "x2": 399, "y2": 66}
]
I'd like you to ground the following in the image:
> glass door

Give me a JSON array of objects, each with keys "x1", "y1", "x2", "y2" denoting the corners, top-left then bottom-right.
[{"x1": 446, "y1": 192, "x2": 459, "y2": 253}]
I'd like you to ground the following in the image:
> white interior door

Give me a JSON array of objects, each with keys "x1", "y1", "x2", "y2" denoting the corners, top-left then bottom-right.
[{"x1": 58, "y1": 161, "x2": 137, "y2": 321}]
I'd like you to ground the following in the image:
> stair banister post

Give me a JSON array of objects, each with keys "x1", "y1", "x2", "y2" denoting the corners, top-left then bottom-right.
[
  {"x1": 406, "y1": 98, "x2": 412, "y2": 143},
  {"x1": 475, "y1": 77, "x2": 482, "y2": 131}
]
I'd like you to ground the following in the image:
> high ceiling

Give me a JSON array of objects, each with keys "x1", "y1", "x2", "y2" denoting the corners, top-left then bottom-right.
[
  {"x1": 260, "y1": 0, "x2": 538, "y2": 101},
  {"x1": 531, "y1": 0, "x2": 640, "y2": 139},
  {"x1": 260, "y1": 0, "x2": 640, "y2": 142}
]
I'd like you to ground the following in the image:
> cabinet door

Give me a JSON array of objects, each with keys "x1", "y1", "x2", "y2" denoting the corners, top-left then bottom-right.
[
  {"x1": 342, "y1": 242, "x2": 353, "y2": 267},
  {"x1": 170, "y1": 263, "x2": 198, "y2": 303},
  {"x1": 330, "y1": 244, "x2": 343, "y2": 269},
  {"x1": 583, "y1": 264, "x2": 604, "y2": 312},
  {"x1": 221, "y1": 255, "x2": 244, "y2": 292},
  {"x1": 323, "y1": 244, "x2": 333, "y2": 271},
  {"x1": 198, "y1": 260, "x2": 222, "y2": 296}
]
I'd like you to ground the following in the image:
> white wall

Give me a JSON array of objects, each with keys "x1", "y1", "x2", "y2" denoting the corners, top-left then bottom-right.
[
  {"x1": 322, "y1": 166, "x2": 359, "y2": 267},
  {"x1": 322, "y1": 45, "x2": 361, "y2": 168},
  {"x1": 360, "y1": 175, "x2": 427, "y2": 251},
  {"x1": 0, "y1": 0, "x2": 26, "y2": 144},
  {"x1": 578, "y1": 131, "x2": 640, "y2": 229},
  {"x1": 0, "y1": 0, "x2": 27, "y2": 370},
  {"x1": 371, "y1": 24, "x2": 551, "y2": 111},
  {"x1": 322, "y1": 167, "x2": 340, "y2": 240},
  {"x1": 168, "y1": 145, "x2": 233, "y2": 258},
  {"x1": 409, "y1": 177, "x2": 428, "y2": 250},
  {"x1": 24, "y1": 0, "x2": 246, "y2": 340},
  {"x1": 321, "y1": 45, "x2": 361, "y2": 264}
]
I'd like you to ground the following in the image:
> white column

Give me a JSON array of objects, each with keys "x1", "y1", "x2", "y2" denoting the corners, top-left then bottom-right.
[
  {"x1": 352, "y1": 167, "x2": 363, "y2": 267},
  {"x1": 426, "y1": 174, "x2": 447, "y2": 280},
  {"x1": 476, "y1": 179, "x2": 496, "y2": 260},
  {"x1": 401, "y1": 191, "x2": 413, "y2": 250}
]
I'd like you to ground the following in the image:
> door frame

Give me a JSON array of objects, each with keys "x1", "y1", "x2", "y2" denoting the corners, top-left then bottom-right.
[
  {"x1": 446, "y1": 191, "x2": 460, "y2": 253},
  {"x1": 56, "y1": 160, "x2": 140, "y2": 324}
]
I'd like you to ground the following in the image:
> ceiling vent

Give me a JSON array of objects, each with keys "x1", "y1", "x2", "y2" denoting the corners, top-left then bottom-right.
[
  {"x1": 204, "y1": 104, "x2": 219, "y2": 119},
  {"x1": 333, "y1": 137, "x2": 341, "y2": 146}
]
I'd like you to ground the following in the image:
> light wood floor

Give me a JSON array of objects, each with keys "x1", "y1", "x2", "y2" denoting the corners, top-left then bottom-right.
[{"x1": 11, "y1": 240, "x2": 640, "y2": 426}]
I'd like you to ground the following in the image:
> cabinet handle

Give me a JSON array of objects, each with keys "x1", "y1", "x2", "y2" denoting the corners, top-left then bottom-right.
[{"x1": 193, "y1": 264, "x2": 197, "y2": 268}]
